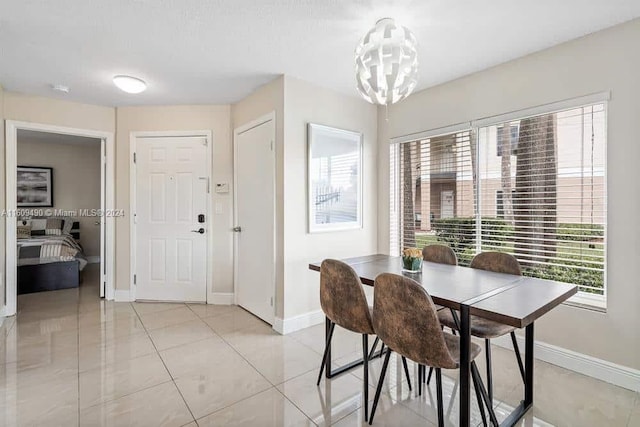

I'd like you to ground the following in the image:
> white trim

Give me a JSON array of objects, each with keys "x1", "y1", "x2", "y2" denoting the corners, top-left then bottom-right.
[
  {"x1": 209, "y1": 293, "x2": 234, "y2": 305},
  {"x1": 233, "y1": 112, "x2": 277, "y2": 323},
  {"x1": 471, "y1": 91, "x2": 611, "y2": 128},
  {"x1": 273, "y1": 309, "x2": 325, "y2": 335},
  {"x1": 4, "y1": 120, "x2": 116, "y2": 316},
  {"x1": 86, "y1": 256, "x2": 101, "y2": 264},
  {"x1": 114, "y1": 289, "x2": 134, "y2": 302},
  {"x1": 390, "y1": 122, "x2": 472, "y2": 145},
  {"x1": 492, "y1": 334, "x2": 640, "y2": 392},
  {"x1": 129, "y1": 130, "x2": 213, "y2": 303}
]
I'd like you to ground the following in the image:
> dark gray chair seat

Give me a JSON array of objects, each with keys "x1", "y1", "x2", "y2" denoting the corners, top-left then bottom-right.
[{"x1": 438, "y1": 309, "x2": 517, "y2": 339}]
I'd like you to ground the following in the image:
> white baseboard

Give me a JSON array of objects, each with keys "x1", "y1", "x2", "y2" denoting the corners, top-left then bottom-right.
[
  {"x1": 492, "y1": 334, "x2": 640, "y2": 392},
  {"x1": 273, "y1": 309, "x2": 325, "y2": 335},
  {"x1": 86, "y1": 256, "x2": 101, "y2": 264},
  {"x1": 114, "y1": 289, "x2": 134, "y2": 302},
  {"x1": 209, "y1": 293, "x2": 234, "y2": 305}
]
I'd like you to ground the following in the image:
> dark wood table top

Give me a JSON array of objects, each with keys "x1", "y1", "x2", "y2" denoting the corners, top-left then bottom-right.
[{"x1": 309, "y1": 254, "x2": 577, "y2": 328}]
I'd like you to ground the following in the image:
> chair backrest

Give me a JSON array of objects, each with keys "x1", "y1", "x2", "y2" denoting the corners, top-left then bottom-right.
[
  {"x1": 470, "y1": 251, "x2": 522, "y2": 276},
  {"x1": 422, "y1": 244, "x2": 458, "y2": 266},
  {"x1": 372, "y1": 273, "x2": 458, "y2": 369},
  {"x1": 320, "y1": 259, "x2": 374, "y2": 334}
]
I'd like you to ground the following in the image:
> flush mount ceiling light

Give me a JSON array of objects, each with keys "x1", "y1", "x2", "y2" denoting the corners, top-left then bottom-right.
[
  {"x1": 112, "y1": 75, "x2": 147, "y2": 94},
  {"x1": 355, "y1": 18, "x2": 418, "y2": 105}
]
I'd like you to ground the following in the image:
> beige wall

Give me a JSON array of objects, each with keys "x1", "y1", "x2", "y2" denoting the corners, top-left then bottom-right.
[
  {"x1": 231, "y1": 76, "x2": 286, "y2": 317},
  {"x1": 283, "y1": 76, "x2": 378, "y2": 318},
  {"x1": 17, "y1": 139, "x2": 102, "y2": 257},
  {"x1": 4, "y1": 92, "x2": 116, "y2": 132},
  {"x1": 115, "y1": 105, "x2": 233, "y2": 295},
  {"x1": 378, "y1": 19, "x2": 640, "y2": 369}
]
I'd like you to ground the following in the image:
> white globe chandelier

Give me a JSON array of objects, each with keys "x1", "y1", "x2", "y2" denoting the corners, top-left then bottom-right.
[{"x1": 355, "y1": 18, "x2": 418, "y2": 106}]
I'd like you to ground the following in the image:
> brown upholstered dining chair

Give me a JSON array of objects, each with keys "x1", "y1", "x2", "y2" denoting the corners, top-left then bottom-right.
[
  {"x1": 418, "y1": 244, "x2": 458, "y2": 393},
  {"x1": 422, "y1": 244, "x2": 458, "y2": 266},
  {"x1": 436, "y1": 251, "x2": 525, "y2": 406},
  {"x1": 369, "y1": 273, "x2": 497, "y2": 427},
  {"x1": 317, "y1": 259, "x2": 412, "y2": 420}
]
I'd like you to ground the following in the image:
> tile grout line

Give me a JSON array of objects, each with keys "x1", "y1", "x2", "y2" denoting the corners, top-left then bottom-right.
[
  {"x1": 188, "y1": 304, "x2": 344, "y2": 426},
  {"x1": 133, "y1": 302, "x2": 199, "y2": 425}
]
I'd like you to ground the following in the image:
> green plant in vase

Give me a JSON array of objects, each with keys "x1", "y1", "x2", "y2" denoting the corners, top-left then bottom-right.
[{"x1": 402, "y1": 247, "x2": 423, "y2": 273}]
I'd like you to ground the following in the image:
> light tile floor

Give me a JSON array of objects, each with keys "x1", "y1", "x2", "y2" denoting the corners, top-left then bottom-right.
[{"x1": 0, "y1": 264, "x2": 638, "y2": 426}]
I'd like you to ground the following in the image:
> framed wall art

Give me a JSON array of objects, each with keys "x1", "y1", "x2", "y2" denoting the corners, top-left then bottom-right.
[
  {"x1": 308, "y1": 123, "x2": 362, "y2": 233},
  {"x1": 17, "y1": 166, "x2": 54, "y2": 207}
]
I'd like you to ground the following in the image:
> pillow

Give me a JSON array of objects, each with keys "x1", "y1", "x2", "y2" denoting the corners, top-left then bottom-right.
[
  {"x1": 17, "y1": 225, "x2": 31, "y2": 239},
  {"x1": 62, "y1": 218, "x2": 74, "y2": 235},
  {"x1": 29, "y1": 218, "x2": 47, "y2": 236},
  {"x1": 45, "y1": 218, "x2": 63, "y2": 235}
]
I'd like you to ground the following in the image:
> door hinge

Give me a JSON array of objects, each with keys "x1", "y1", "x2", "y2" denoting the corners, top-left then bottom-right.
[
  {"x1": 133, "y1": 152, "x2": 137, "y2": 163},
  {"x1": 270, "y1": 297, "x2": 273, "y2": 307},
  {"x1": 133, "y1": 274, "x2": 137, "y2": 285},
  {"x1": 270, "y1": 140, "x2": 274, "y2": 151}
]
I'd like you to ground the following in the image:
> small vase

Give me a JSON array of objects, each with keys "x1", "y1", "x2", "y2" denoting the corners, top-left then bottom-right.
[{"x1": 402, "y1": 256, "x2": 423, "y2": 273}]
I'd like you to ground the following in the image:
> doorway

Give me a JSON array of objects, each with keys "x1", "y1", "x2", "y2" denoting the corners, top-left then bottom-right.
[
  {"x1": 131, "y1": 132, "x2": 212, "y2": 303},
  {"x1": 234, "y1": 113, "x2": 276, "y2": 324},
  {"x1": 4, "y1": 121, "x2": 115, "y2": 317}
]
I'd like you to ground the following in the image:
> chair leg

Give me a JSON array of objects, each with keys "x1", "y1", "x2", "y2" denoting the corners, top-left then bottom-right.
[
  {"x1": 401, "y1": 356, "x2": 412, "y2": 391},
  {"x1": 485, "y1": 338, "x2": 493, "y2": 405},
  {"x1": 379, "y1": 343, "x2": 385, "y2": 358},
  {"x1": 510, "y1": 331, "x2": 526, "y2": 382},
  {"x1": 471, "y1": 361, "x2": 499, "y2": 426},
  {"x1": 362, "y1": 334, "x2": 369, "y2": 421},
  {"x1": 472, "y1": 366, "x2": 488, "y2": 427},
  {"x1": 316, "y1": 321, "x2": 336, "y2": 385},
  {"x1": 368, "y1": 336, "x2": 380, "y2": 360},
  {"x1": 369, "y1": 349, "x2": 392, "y2": 425},
  {"x1": 418, "y1": 365, "x2": 422, "y2": 396},
  {"x1": 435, "y1": 368, "x2": 444, "y2": 427}
]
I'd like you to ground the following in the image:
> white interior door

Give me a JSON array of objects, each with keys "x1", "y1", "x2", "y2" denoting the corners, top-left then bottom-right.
[
  {"x1": 235, "y1": 119, "x2": 275, "y2": 324},
  {"x1": 135, "y1": 136, "x2": 208, "y2": 302}
]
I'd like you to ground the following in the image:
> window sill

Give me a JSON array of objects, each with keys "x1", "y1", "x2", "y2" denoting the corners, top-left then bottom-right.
[{"x1": 564, "y1": 292, "x2": 607, "y2": 313}]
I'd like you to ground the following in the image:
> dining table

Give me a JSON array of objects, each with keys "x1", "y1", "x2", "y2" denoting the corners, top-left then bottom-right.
[{"x1": 309, "y1": 254, "x2": 577, "y2": 427}]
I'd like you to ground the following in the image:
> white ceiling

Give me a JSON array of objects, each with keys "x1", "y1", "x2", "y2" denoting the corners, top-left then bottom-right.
[
  {"x1": 1, "y1": 0, "x2": 639, "y2": 107},
  {"x1": 18, "y1": 130, "x2": 101, "y2": 146}
]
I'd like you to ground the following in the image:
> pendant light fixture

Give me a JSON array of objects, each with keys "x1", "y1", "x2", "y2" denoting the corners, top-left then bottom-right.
[{"x1": 355, "y1": 18, "x2": 418, "y2": 105}]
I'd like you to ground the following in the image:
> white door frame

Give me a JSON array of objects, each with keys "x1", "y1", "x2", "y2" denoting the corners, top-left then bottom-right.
[
  {"x1": 233, "y1": 112, "x2": 276, "y2": 318},
  {"x1": 3, "y1": 120, "x2": 116, "y2": 316},
  {"x1": 130, "y1": 130, "x2": 213, "y2": 303}
]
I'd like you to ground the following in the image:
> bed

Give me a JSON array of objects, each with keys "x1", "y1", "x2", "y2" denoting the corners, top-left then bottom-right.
[{"x1": 17, "y1": 219, "x2": 88, "y2": 294}]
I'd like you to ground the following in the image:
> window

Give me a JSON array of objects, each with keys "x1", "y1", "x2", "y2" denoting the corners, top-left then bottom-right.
[{"x1": 392, "y1": 101, "x2": 606, "y2": 298}]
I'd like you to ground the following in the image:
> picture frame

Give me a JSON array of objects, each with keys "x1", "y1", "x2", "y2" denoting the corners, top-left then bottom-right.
[
  {"x1": 308, "y1": 123, "x2": 363, "y2": 233},
  {"x1": 17, "y1": 166, "x2": 54, "y2": 207}
]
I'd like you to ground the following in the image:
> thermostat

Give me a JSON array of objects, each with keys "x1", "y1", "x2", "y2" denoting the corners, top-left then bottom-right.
[{"x1": 215, "y1": 183, "x2": 229, "y2": 193}]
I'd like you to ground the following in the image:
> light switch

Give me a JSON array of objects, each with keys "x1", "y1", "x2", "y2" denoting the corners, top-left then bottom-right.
[
  {"x1": 215, "y1": 183, "x2": 229, "y2": 193},
  {"x1": 215, "y1": 203, "x2": 223, "y2": 215}
]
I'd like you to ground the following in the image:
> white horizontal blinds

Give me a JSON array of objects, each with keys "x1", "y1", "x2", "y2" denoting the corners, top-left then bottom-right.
[
  {"x1": 478, "y1": 104, "x2": 606, "y2": 295},
  {"x1": 398, "y1": 131, "x2": 475, "y2": 257},
  {"x1": 311, "y1": 144, "x2": 360, "y2": 225}
]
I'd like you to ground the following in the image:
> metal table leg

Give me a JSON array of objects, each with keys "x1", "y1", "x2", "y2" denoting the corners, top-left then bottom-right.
[
  {"x1": 500, "y1": 322, "x2": 534, "y2": 426},
  {"x1": 459, "y1": 304, "x2": 471, "y2": 427}
]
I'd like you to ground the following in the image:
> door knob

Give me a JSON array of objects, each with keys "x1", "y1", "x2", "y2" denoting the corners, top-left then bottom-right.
[
  {"x1": 191, "y1": 228, "x2": 205, "y2": 234},
  {"x1": 233, "y1": 226, "x2": 242, "y2": 232}
]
